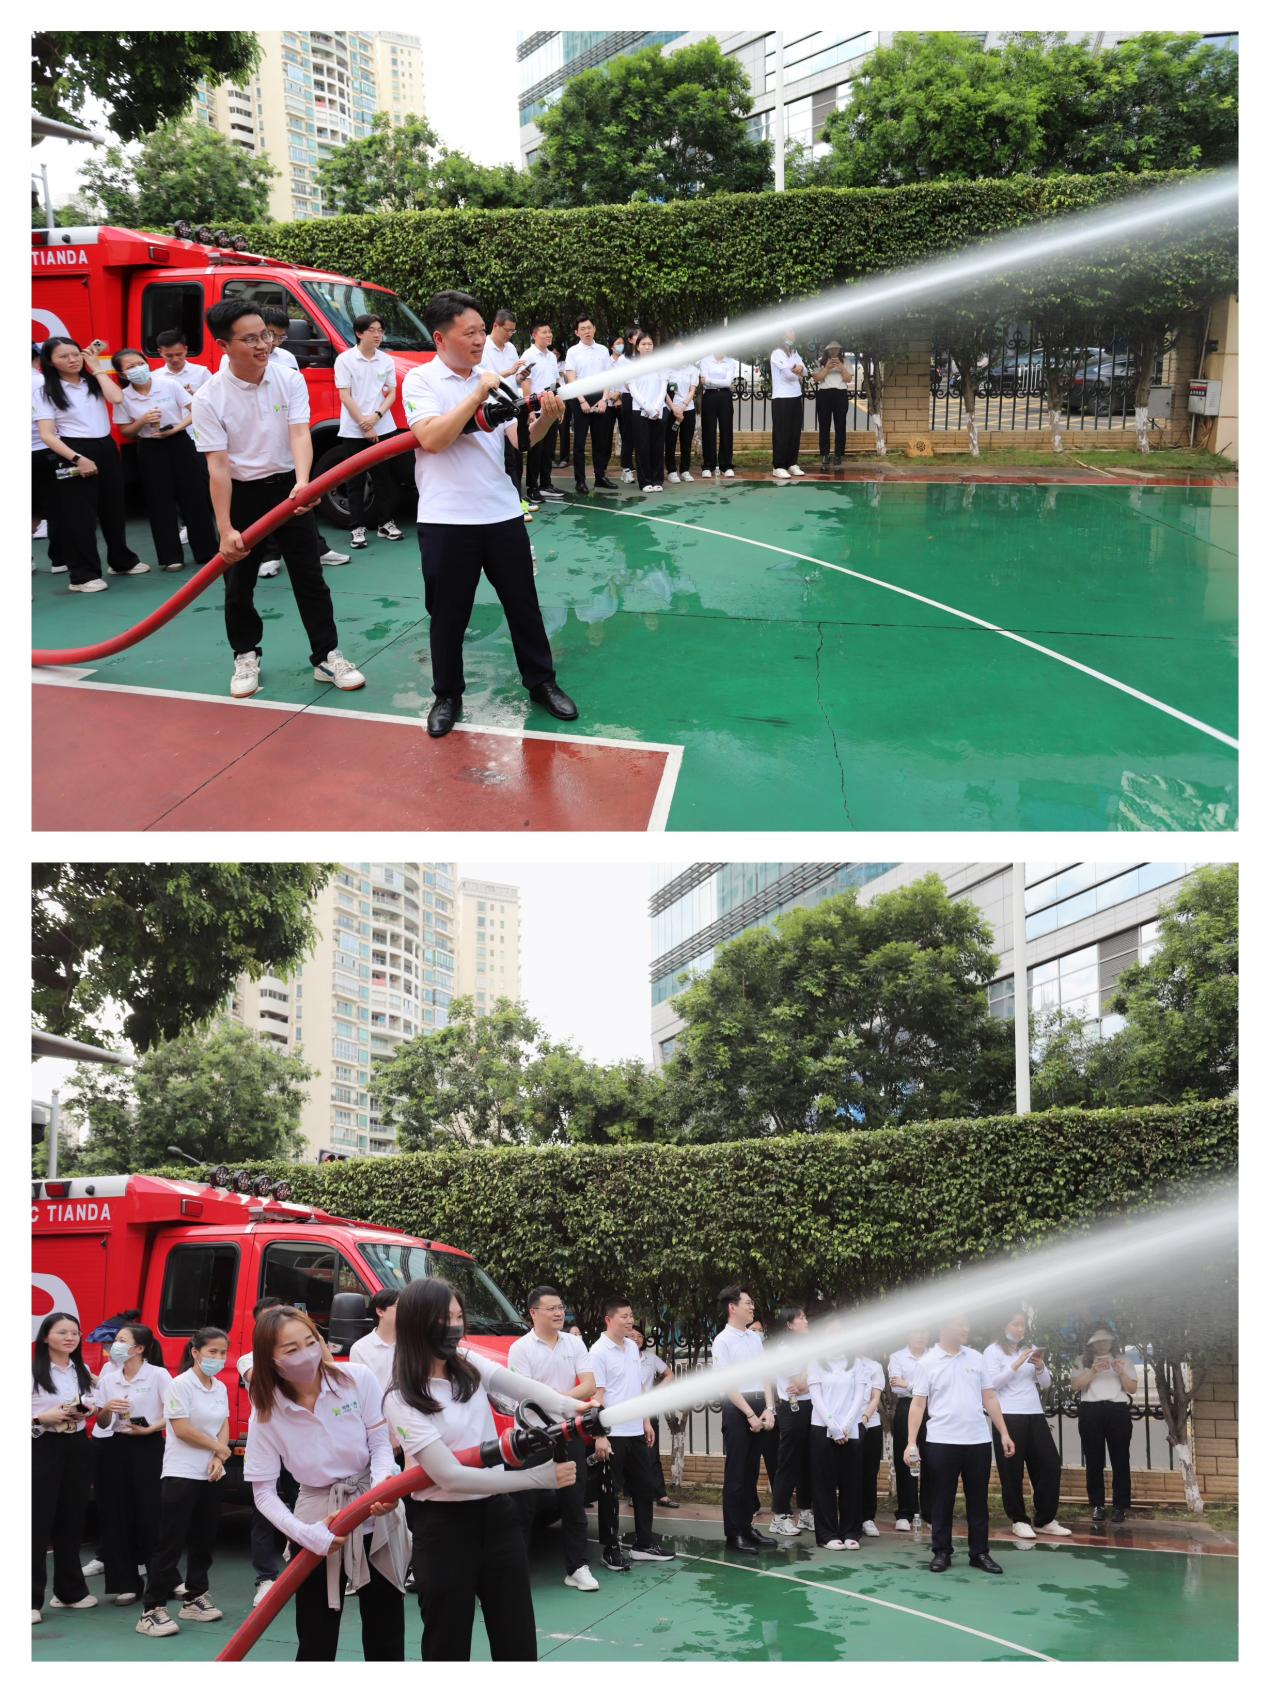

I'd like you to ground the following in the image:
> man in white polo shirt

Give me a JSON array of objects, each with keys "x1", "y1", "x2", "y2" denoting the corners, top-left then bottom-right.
[
  {"x1": 348, "y1": 1289, "x2": 398, "y2": 1394},
  {"x1": 563, "y1": 315, "x2": 619, "y2": 495},
  {"x1": 712, "y1": 1285, "x2": 776, "y2": 1554},
  {"x1": 906, "y1": 1313, "x2": 1014, "y2": 1575},
  {"x1": 402, "y1": 290, "x2": 576, "y2": 741},
  {"x1": 331, "y1": 311, "x2": 403, "y2": 550},
  {"x1": 588, "y1": 1297, "x2": 674, "y2": 1573},
  {"x1": 479, "y1": 308, "x2": 530, "y2": 507},
  {"x1": 508, "y1": 1286, "x2": 600, "y2": 1592},
  {"x1": 192, "y1": 298, "x2": 366, "y2": 701}
]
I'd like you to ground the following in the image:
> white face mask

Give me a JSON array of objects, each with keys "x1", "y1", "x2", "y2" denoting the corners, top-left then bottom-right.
[
  {"x1": 124, "y1": 365, "x2": 152, "y2": 386},
  {"x1": 109, "y1": 1341, "x2": 132, "y2": 1366}
]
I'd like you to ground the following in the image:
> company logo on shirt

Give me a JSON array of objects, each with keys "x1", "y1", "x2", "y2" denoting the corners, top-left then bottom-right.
[{"x1": 330, "y1": 1399, "x2": 360, "y2": 1419}]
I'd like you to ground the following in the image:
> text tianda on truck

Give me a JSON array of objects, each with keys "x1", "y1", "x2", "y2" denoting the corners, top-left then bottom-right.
[
  {"x1": 31, "y1": 223, "x2": 436, "y2": 528},
  {"x1": 32, "y1": 1171, "x2": 527, "y2": 1469}
]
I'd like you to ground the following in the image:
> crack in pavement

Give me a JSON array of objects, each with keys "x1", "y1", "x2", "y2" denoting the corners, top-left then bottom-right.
[{"x1": 813, "y1": 620, "x2": 854, "y2": 825}]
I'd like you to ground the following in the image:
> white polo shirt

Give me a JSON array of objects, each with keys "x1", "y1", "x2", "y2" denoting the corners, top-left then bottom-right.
[
  {"x1": 32, "y1": 1361, "x2": 97, "y2": 1433},
  {"x1": 858, "y1": 1357, "x2": 885, "y2": 1429},
  {"x1": 563, "y1": 339, "x2": 612, "y2": 397},
  {"x1": 112, "y1": 372, "x2": 190, "y2": 438},
  {"x1": 982, "y1": 1343, "x2": 1052, "y2": 1415},
  {"x1": 664, "y1": 365, "x2": 699, "y2": 411},
  {"x1": 219, "y1": 346, "x2": 299, "y2": 374},
  {"x1": 910, "y1": 1345, "x2": 992, "y2": 1445},
  {"x1": 639, "y1": 1349, "x2": 670, "y2": 1394},
  {"x1": 349, "y1": 1329, "x2": 397, "y2": 1396},
  {"x1": 606, "y1": 353, "x2": 632, "y2": 395},
  {"x1": 91, "y1": 1360, "x2": 173, "y2": 1439},
  {"x1": 887, "y1": 1346, "x2": 927, "y2": 1400},
  {"x1": 521, "y1": 345, "x2": 560, "y2": 397},
  {"x1": 385, "y1": 1350, "x2": 503, "y2": 1503},
  {"x1": 587, "y1": 1333, "x2": 645, "y2": 1437},
  {"x1": 334, "y1": 347, "x2": 397, "y2": 439},
  {"x1": 479, "y1": 336, "x2": 521, "y2": 378},
  {"x1": 191, "y1": 361, "x2": 309, "y2": 480},
  {"x1": 770, "y1": 346, "x2": 806, "y2": 399},
  {"x1": 32, "y1": 375, "x2": 111, "y2": 440},
  {"x1": 401, "y1": 356, "x2": 521, "y2": 525},
  {"x1": 508, "y1": 1328, "x2": 589, "y2": 1395},
  {"x1": 807, "y1": 1357, "x2": 867, "y2": 1437},
  {"x1": 163, "y1": 1368, "x2": 230, "y2": 1479},
  {"x1": 243, "y1": 1361, "x2": 388, "y2": 1489},
  {"x1": 31, "y1": 371, "x2": 46, "y2": 451},
  {"x1": 629, "y1": 368, "x2": 668, "y2": 418},
  {"x1": 711, "y1": 1323, "x2": 765, "y2": 1394},
  {"x1": 163, "y1": 360, "x2": 213, "y2": 399},
  {"x1": 699, "y1": 356, "x2": 739, "y2": 389}
]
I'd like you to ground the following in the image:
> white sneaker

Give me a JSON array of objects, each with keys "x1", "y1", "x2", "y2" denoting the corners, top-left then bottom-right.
[
  {"x1": 51, "y1": 563, "x2": 68, "y2": 573},
  {"x1": 34, "y1": 520, "x2": 49, "y2": 539},
  {"x1": 723, "y1": 468, "x2": 736, "y2": 478},
  {"x1": 1013, "y1": 1521, "x2": 1036, "y2": 1538},
  {"x1": 82, "y1": 1559, "x2": 104, "y2": 1577},
  {"x1": 769, "y1": 1514, "x2": 801, "y2": 1536},
  {"x1": 112, "y1": 561, "x2": 151, "y2": 575},
  {"x1": 50, "y1": 1594, "x2": 98, "y2": 1609},
  {"x1": 31, "y1": 1611, "x2": 41, "y2": 1625},
  {"x1": 349, "y1": 527, "x2": 368, "y2": 549},
  {"x1": 173, "y1": 1584, "x2": 187, "y2": 1598},
  {"x1": 377, "y1": 520, "x2": 403, "y2": 540},
  {"x1": 253, "y1": 1580, "x2": 274, "y2": 1608},
  {"x1": 136, "y1": 1607, "x2": 180, "y2": 1638},
  {"x1": 823, "y1": 1538, "x2": 847, "y2": 1550},
  {"x1": 862, "y1": 1520, "x2": 880, "y2": 1537},
  {"x1": 842, "y1": 1538, "x2": 861, "y2": 1550},
  {"x1": 565, "y1": 1565, "x2": 599, "y2": 1592},
  {"x1": 179, "y1": 1594, "x2": 223, "y2": 1622},
  {"x1": 161, "y1": 560, "x2": 184, "y2": 571},
  {"x1": 321, "y1": 548, "x2": 351, "y2": 566},
  {"x1": 231, "y1": 652, "x2": 260, "y2": 698},
  {"x1": 314, "y1": 648, "x2": 365, "y2": 690},
  {"x1": 667, "y1": 471, "x2": 680, "y2": 483},
  {"x1": 178, "y1": 526, "x2": 188, "y2": 544},
  {"x1": 772, "y1": 468, "x2": 791, "y2": 480},
  {"x1": 113, "y1": 1592, "x2": 140, "y2": 1606},
  {"x1": 789, "y1": 465, "x2": 806, "y2": 477},
  {"x1": 681, "y1": 471, "x2": 693, "y2": 482},
  {"x1": 68, "y1": 578, "x2": 108, "y2": 592},
  {"x1": 1036, "y1": 1520, "x2": 1073, "y2": 1537},
  {"x1": 797, "y1": 1510, "x2": 815, "y2": 1533},
  {"x1": 641, "y1": 484, "x2": 658, "y2": 493},
  {"x1": 895, "y1": 1518, "x2": 911, "y2": 1532},
  {"x1": 257, "y1": 559, "x2": 281, "y2": 578},
  {"x1": 622, "y1": 468, "x2": 634, "y2": 483},
  {"x1": 654, "y1": 484, "x2": 664, "y2": 491},
  {"x1": 701, "y1": 469, "x2": 712, "y2": 478}
]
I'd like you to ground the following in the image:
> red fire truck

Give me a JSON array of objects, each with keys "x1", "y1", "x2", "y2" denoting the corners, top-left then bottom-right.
[
  {"x1": 31, "y1": 224, "x2": 434, "y2": 527},
  {"x1": 31, "y1": 1170, "x2": 525, "y2": 1469}
]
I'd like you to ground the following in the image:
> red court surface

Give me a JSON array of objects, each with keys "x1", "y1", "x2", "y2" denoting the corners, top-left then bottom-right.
[{"x1": 33, "y1": 678, "x2": 679, "y2": 832}]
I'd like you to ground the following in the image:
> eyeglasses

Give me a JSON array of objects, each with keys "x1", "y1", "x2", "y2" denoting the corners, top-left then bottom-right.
[{"x1": 234, "y1": 333, "x2": 272, "y2": 347}]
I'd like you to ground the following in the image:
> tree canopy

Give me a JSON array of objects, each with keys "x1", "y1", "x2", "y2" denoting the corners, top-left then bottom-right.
[
  {"x1": 32, "y1": 863, "x2": 332, "y2": 1051},
  {"x1": 32, "y1": 31, "x2": 260, "y2": 144},
  {"x1": 317, "y1": 113, "x2": 534, "y2": 214},
  {"x1": 77, "y1": 119, "x2": 277, "y2": 226}
]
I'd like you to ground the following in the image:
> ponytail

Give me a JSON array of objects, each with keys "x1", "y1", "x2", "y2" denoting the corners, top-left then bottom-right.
[{"x1": 180, "y1": 1326, "x2": 228, "y2": 1373}]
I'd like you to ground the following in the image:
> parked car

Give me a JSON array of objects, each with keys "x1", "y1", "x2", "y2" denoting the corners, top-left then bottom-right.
[{"x1": 1067, "y1": 351, "x2": 1138, "y2": 414}]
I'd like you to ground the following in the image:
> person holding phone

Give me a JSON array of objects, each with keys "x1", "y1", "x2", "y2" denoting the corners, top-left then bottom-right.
[
  {"x1": 812, "y1": 341, "x2": 852, "y2": 468},
  {"x1": 887, "y1": 1326, "x2": 931, "y2": 1530},
  {"x1": 32, "y1": 1312, "x2": 100, "y2": 1625},
  {"x1": 983, "y1": 1312, "x2": 1071, "y2": 1539},
  {"x1": 137, "y1": 1327, "x2": 231, "y2": 1639},
  {"x1": 111, "y1": 349, "x2": 218, "y2": 571},
  {"x1": 1070, "y1": 1327, "x2": 1138, "y2": 1523},
  {"x1": 769, "y1": 330, "x2": 807, "y2": 480},
  {"x1": 91, "y1": 1322, "x2": 172, "y2": 1606}
]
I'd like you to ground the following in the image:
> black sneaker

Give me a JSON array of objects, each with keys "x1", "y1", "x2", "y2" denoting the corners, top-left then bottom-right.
[
  {"x1": 602, "y1": 1548, "x2": 632, "y2": 1573},
  {"x1": 628, "y1": 1543, "x2": 675, "y2": 1562},
  {"x1": 538, "y1": 487, "x2": 566, "y2": 503}
]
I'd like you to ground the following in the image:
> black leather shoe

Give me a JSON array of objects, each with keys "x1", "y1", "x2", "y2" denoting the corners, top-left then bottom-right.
[
  {"x1": 657, "y1": 1497, "x2": 680, "y2": 1509},
  {"x1": 529, "y1": 681, "x2": 578, "y2": 720},
  {"x1": 1110, "y1": 1507, "x2": 1126, "y2": 1523},
  {"x1": 595, "y1": 476, "x2": 619, "y2": 489},
  {"x1": 929, "y1": 1551, "x2": 952, "y2": 1573},
  {"x1": 1091, "y1": 1505, "x2": 1106, "y2": 1523},
  {"x1": 574, "y1": 481, "x2": 590, "y2": 495},
  {"x1": 427, "y1": 695, "x2": 461, "y2": 738},
  {"x1": 969, "y1": 1553, "x2": 1004, "y2": 1574},
  {"x1": 747, "y1": 1527, "x2": 776, "y2": 1548},
  {"x1": 725, "y1": 1536, "x2": 761, "y2": 1555}
]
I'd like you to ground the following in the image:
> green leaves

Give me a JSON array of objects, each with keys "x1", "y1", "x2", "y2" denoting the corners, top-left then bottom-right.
[
  {"x1": 32, "y1": 31, "x2": 260, "y2": 144},
  {"x1": 78, "y1": 119, "x2": 277, "y2": 226}
]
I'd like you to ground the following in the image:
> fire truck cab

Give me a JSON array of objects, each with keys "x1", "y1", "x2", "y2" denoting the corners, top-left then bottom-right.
[
  {"x1": 31, "y1": 1171, "x2": 526, "y2": 1466},
  {"x1": 31, "y1": 224, "x2": 434, "y2": 528}
]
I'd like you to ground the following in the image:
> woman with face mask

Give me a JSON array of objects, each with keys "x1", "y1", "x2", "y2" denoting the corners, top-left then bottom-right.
[
  {"x1": 136, "y1": 1327, "x2": 231, "y2": 1639},
  {"x1": 243, "y1": 1306, "x2": 408, "y2": 1660},
  {"x1": 31, "y1": 1311, "x2": 99, "y2": 1626},
  {"x1": 91, "y1": 1323, "x2": 173, "y2": 1607},
  {"x1": 385, "y1": 1277, "x2": 583, "y2": 1661},
  {"x1": 111, "y1": 349, "x2": 219, "y2": 572},
  {"x1": 982, "y1": 1311, "x2": 1071, "y2": 1540}
]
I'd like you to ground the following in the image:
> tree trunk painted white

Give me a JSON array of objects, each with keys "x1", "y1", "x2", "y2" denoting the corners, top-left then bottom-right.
[
  {"x1": 1135, "y1": 405, "x2": 1151, "y2": 453},
  {"x1": 966, "y1": 406, "x2": 980, "y2": 457},
  {"x1": 869, "y1": 412, "x2": 887, "y2": 457},
  {"x1": 1171, "y1": 1442, "x2": 1204, "y2": 1513},
  {"x1": 1047, "y1": 405, "x2": 1063, "y2": 452},
  {"x1": 668, "y1": 1410, "x2": 686, "y2": 1488}
]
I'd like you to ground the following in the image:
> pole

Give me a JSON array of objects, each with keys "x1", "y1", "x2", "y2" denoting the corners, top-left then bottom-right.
[
  {"x1": 48, "y1": 1088, "x2": 60, "y2": 1179},
  {"x1": 1011, "y1": 863, "x2": 1031, "y2": 1115},
  {"x1": 773, "y1": 32, "x2": 785, "y2": 192}
]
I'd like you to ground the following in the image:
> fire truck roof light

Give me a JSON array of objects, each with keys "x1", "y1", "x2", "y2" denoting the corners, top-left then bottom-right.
[{"x1": 44, "y1": 1181, "x2": 70, "y2": 1198}]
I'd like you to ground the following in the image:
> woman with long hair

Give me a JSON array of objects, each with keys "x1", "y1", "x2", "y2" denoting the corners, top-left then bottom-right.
[
  {"x1": 32, "y1": 1311, "x2": 99, "y2": 1625},
  {"x1": 769, "y1": 1304, "x2": 815, "y2": 1537},
  {"x1": 1070, "y1": 1326, "x2": 1138, "y2": 1523},
  {"x1": 627, "y1": 334, "x2": 667, "y2": 493},
  {"x1": 806, "y1": 1348, "x2": 867, "y2": 1551},
  {"x1": 982, "y1": 1311, "x2": 1071, "y2": 1540},
  {"x1": 243, "y1": 1305, "x2": 408, "y2": 1660},
  {"x1": 91, "y1": 1322, "x2": 172, "y2": 1607},
  {"x1": 137, "y1": 1327, "x2": 230, "y2": 1639},
  {"x1": 33, "y1": 336, "x2": 145, "y2": 589},
  {"x1": 385, "y1": 1277, "x2": 583, "y2": 1661}
]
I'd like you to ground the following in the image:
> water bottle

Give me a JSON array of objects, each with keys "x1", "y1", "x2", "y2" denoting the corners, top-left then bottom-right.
[
  {"x1": 909, "y1": 1448, "x2": 921, "y2": 1479},
  {"x1": 54, "y1": 461, "x2": 80, "y2": 480}
]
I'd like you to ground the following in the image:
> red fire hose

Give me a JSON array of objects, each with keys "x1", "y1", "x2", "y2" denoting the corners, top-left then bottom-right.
[{"x1": 32, "y1": 433, "x2": 417, "y2": 668}]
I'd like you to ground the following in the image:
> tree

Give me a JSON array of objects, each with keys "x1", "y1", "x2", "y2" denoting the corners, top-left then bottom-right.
[
  {"x1": 32, "y1": 32, "x2": 260, "y2": 143},
  {"x1": 430, "y1": 152, "x2": 535, "y2": 211},
  {"x1": 664, "y1": 876, "x2": 1016, "y2": 1139},
  {"x1": 32, "y1": 863, "x2": 333, "y2": 1051},
  {"x1": 316, "y1": 112, "x2": 441, "y2": 214},
  {"x1": 78, "y1": 119, "x2": 277, "y2": 226},
  {"x1": 524, "y1": 1050, "x2": 669, "y2": 1144},
  {"x1": 60, "y1": 1022, "x2": 313, "y2": 1174},
  {"x1": 532, "y1": 39, "x2": 772, "y2": 207}
]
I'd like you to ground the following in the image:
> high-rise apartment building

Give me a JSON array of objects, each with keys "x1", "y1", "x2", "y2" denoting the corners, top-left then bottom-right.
[
  {"x1": 193, "y1": 30, "x2": 425, "y2": 221},
  {"x1": 454, "y1": 880, "x2": 522, "y2": 1015},
  {"x1": 650, "y1": 862, "x2": 1204, "y2": 1066}
]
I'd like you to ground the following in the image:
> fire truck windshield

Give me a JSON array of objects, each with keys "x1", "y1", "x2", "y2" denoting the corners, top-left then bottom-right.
[
  {"x1": 301, "y1": 280, "x2": 433, "y2": 353},
  {"x1": 358, "y1": 1242, "x2": 527, "y2": 1335}
]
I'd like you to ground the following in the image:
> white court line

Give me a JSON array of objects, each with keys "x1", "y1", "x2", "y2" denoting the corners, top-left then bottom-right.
[
  {"x1": 31, "y1": 673, "x2": 684, "y2": 831},
  {"x1": 579, "y1": 506, "x2": 1239, "y2": 752}
]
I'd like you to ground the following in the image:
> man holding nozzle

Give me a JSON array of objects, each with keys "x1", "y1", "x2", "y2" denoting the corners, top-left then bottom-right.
[{"x1": 402, "y1": 290, "x2": 577, "y2": 740}]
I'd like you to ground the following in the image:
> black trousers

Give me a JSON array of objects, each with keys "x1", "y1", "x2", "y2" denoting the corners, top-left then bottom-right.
[
  {"x1": 599, "y1": 1433, "x2": 657, "y2": 1550},
  {"x1": 772, "y1": 1401, "x2": 813, "y2": 1515},
  {"x1": 925, "y1": 1440, "x2": 992, "y2": 1557},
  {"x1": 526, "y1": 423, "x2": 558, "y2": 498},
  {"x1": 413, "y1": 1495, "x2": 537, "y2": 1661},
  {"x1": 331, "y1": 430, "x2": 402, "y2": 528},
  {"x1": 557, "y1": 402, "x2": 571, "y2": 462},
  {"x1": 639, "y1": 1417, "x2": 669, "y2": 1499},
  {"x1": 816, "y1": 390, "x2": 850, "y2": 457},
  {"x1": 49, "y1": 435, "x2": 141, "y2": 583},
  {"x1": 224, "y1": 473, "x2": 338, "y2": 662},
  {"x1": 96, "y1": 1432, "x2": 164, "y2": 1596},
  {"x1": 143, "y1": 1475, "x2": 223, "y2": 1607},
  {"x1": 993, "y1": 1412, "x2": 1061, "y2": 1526},
  {"x1": 32, "y1": 1432, "x2": 93, "y2": 1611},
  {"x1": 504, "y1": 415, "x2": 528, "y2": 500},
  {"x1": 570, "y1": 401, "x2": 612, "y2": 483},
  {"x1": 616, "y1": 398, "x2": 634, "y2": 470},
  {"x1": 771, "y1": 396, "x2": 803, "y2": 470},
  {"x1": 860, "y1": 1423, "x2": 884, "y2": 1522},
  {"x1": 518, "y1": 1432, "x2": 589, "y2": 1574},
  {"x1": 633, "y1": 413, "x2": 665, "y2": 488},
  {"x1": 721, "y1": 1399, "x2": 768, "y2": 1539},
  {"x1": 665, "y1": 409, "x2": 696, "y2": 473},
  {"x1": 137, "y1": 433, "x2": 219, "y2": 567},
  {"x1": 810, "y1": 1426, "x2": 862, "y2": 1544},
  {"x1": 700, "y1": 388, "x2": 734, "y2": 471},
  {"x1": 31, "y1": 450, "x2": 67, "y2": 567},
  {"x1": 292, "y1": 1543, "x2": 404, "y2": 1661},
  {"x1": 417, "y1": 516, "x2": 555, "y2": 698},
  {"x1": 1078, "y1": 1400, "x2": 1133, "y2": 1510},
  {"x1": 892, "y1": 1397, "x2": 930, "y2": 1520},
  {"x1": 250, "y1": 1463, "x2": 299, "y2": 1582}
]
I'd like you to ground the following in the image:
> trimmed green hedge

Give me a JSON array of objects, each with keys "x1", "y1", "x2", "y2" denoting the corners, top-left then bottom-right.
[
  {"x1": 149, "y1": 1099, "x2": 1235, "y2": 1354},
  {"x1": 222, "y1": 173, "x2": 1236, "y2": 335}
]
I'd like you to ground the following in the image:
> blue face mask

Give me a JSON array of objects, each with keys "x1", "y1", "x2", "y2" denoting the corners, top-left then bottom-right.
[
  {"x1": 109, "y1": 1341, "x2": 132, "y2": 1366},
  {"x1": 198, "y1": 1356, "x2": 226, "y2": 1378}
]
